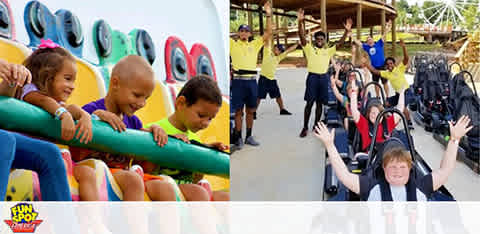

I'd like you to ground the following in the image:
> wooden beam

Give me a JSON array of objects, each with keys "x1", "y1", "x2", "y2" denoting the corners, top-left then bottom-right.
[
  {"x1": 326, "y1": 6, "x2": 360, "y2": 17},
  {"x1": 381, "y1": 1, "x2": 385, "y2": 36},
  {"x1": 321, "y1": 0, "x2": 327, "y2": 33},
  {"x1": 230, "y1": 1, "x2": 398, "y2": 32},
  {"x1": 231, "y1": 0, "x2": 397, "y2": 16},
  {"x1": 283, "y1": 10, "x2": 288, "y2": 45},
  {"x1": 391, "y1": 0, "x2": 396, "y2": 56},
  {"x1": 230, "y1": 5, "x2": 296, "y2": 19},
  {"x1": 276, "y1": 10, "x2": 280, "y2": 45},
  {"x1": 357, "y1": 3, "x2": 362, "y2": 40},
  {"x1": 281, "y1": 0, "x2": 322, "y2": 11},
  {"x1": 259, "y1": 5, "x2": 264, "y2": 36},
  {"x1": 247, "y1": 3, "x2": 253, "y2": 30},
  {"x1": 286, "y1": 0, "x2": 397, "y2": 14},
  {"x1": 381, "y1": 0, "x2": 386, "y2": 58}
]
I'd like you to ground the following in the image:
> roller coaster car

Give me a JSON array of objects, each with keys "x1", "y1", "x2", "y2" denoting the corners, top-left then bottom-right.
[
  {"x1": 433, "y1": 70, "x2": 480, "y2": 173},
  {"x1": 351, "y1": 81, "x2": 387, "y2": 153},
  {"x1": 412, "y1": 58, "x2": 451, "y2": 132},
  {"x1": 324, "y1": 81, "x2": 385, "y2": 199},
  {"x1": 409, "y1": 55, "x2": 429, "y2": 111},
  {"x1": 324, "y1": 108, "x2": 454, "y2": 201},
  {"x1": 432, "y1": 59, "x2": 452, "y2": 127},
  {"x1": 323, "y1": 74, "x2": 371, "y2": 197}
]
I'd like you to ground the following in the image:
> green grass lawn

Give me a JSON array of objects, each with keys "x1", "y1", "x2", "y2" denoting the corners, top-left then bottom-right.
[
  {"x1": 382, "y1": 43, "x2": 443, "y2": 58},
  {"x1": 356, "y1": 32, "x2": 424, "y2": 42}
]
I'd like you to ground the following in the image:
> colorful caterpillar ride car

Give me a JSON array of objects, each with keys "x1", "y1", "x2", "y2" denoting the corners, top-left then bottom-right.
[{"x1": 0, "y1": 0, "x2": 230, "y2": 201}]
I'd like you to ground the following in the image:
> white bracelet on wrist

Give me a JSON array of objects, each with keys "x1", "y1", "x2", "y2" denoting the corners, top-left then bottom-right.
[
  {"x1": 91, "y1": 113, "x2": 100, "y2": 120},
  {"x1": 54, "y1": 107, "x2": 68, "y2": 120}
]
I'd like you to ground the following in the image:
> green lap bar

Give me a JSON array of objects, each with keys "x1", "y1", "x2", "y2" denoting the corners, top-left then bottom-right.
[{"x1": 0, "y1": 97, "x2": 229, "y2": 177}]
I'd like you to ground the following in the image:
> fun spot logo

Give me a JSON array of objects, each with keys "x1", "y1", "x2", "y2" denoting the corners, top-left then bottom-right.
[{"x1": 4, "y1": 203, "x2": 43, "y2": 233}]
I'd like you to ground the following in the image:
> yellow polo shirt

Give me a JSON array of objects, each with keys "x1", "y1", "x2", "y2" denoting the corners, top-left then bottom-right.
[
  {"x1": 303, "y1": 42, "x2": 336, "y2": 74},
  {"x1": 230, "y1": 37, "x2": 264, "y2": 72},
  {"x1": 380, "y1": 63, "x2": 408, "y2": 92},
  {"x1": 260, "y1": 46, "x2": 287, "y2": 80}
]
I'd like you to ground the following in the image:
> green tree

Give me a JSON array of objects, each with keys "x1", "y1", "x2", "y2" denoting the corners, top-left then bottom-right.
[
  {"x1": 421, "y1": 1, "x2": 437, "y2": 24},
  {"x1": 396, "y1": 0, "x2": 409, "y2": 26},
  {"x1": 408, "y1": 4, "x2": 424, "y2": 24},
  {"x1": 462, "y1": 5, "x2": 480, "y2": 31},
  {"x1": 230, "y1": 9, "x2": 247, "y2": 32},
  {"x1": 397, "y1": 0, "x2": 409, "y2": 11},
  {"x1": 230, "y1": 5, "x2": 297, "y2": 36},
  {"x1": 285, "y1": 11, "x2": 297, "y2": 27},
  {"x1": 397, "y1": 10, "x2": 407, "y2": 26},
  {"x1": 230, "y1": 5, "x2": 262, "y2": 33}
]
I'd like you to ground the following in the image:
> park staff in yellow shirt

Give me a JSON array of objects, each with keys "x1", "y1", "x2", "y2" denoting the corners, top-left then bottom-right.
[
  {"x1": 297, "y1": 8, "x2": 352, "y2": 138},
  {"x1": 365, "y1": 39, "x2": 414, "y2": 130},
  {"x1": 256, "y1": 40, "x2": 299, "y2": 117},
  {"x1": 230, "y1": 1, "x2": 272, "y2": 149}
]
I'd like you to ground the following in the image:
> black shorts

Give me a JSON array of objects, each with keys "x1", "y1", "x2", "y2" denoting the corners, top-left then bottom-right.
[
  {"x1": 304, "y1": 72, "x2": 329, "y2": 104},
  {"x1": 231, "y1": 78, "x2": 258, "y2": 111},
  {"x1": 372, "y1": 72, "x2": 388, "y2": 84},
  {"x1": 387, "y1": 88, "x2": 413, "y2": 106},
  {"x1": 258, "y1": 75, "x2": 281, "y2": 99}
]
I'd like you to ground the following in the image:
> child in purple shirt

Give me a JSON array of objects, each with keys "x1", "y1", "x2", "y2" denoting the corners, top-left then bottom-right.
[
  {"x1": 83, "y1": 98, "x2": 143, "y2": 130},
  {"x1": 71, "y1": 55, "x2": 179, "y2": 201}
]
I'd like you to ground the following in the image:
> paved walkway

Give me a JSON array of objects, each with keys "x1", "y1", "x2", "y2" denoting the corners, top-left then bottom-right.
[{"x1": 231, "y1": 68, "x2": 480, "y2": 201}]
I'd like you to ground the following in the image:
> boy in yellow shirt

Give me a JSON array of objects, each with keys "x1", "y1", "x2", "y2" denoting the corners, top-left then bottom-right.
[
  {"x1": 365, "y1": 39, "x2": 414, "y2": 129},
  {"x1": 297, "y1": 9, "x2": 352, "y2": 137},
  {"x1": 146, "y1": 75, "x2": 229, "y2": 201},
  {"x1": 256, "y1": 41, "x2": 299, "y2": 117}
]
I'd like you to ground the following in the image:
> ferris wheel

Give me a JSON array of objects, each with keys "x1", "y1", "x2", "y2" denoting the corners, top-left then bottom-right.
[{"x1": 420, "y1": 0, "x2": 479, "y2": 29}]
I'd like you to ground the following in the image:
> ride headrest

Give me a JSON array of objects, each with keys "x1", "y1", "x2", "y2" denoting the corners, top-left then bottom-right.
[
  {"x1": 377, "y1": 137, "x2": 407, "y2": 161},
  {"x1": 372, "y1": 137, "x2": 408, "y2": 179},
  {"x1": 364, "y1": 97, "x2": 382, "y2": 112}
]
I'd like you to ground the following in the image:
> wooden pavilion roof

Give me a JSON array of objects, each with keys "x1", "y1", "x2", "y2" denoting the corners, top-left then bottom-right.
[{"x1": 231, "y1": 0, "x2": 397, "y2": 30}]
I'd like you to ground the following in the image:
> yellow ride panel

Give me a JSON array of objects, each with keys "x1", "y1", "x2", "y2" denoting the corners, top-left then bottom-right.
[
  {"x1": 136, "y1": 81, "x2": 174, "y2": 124},
  {"x1": 197, "y1": 97, "x2": 230, "y2": 145},
  {"x1": 66, "y1": 59, "x2": 106, "y2": 107},
  {"x1": 0, "y1": 38, "x2": 31, "y2": 64},
  {"x1": 0, "y1": 38, "x2": 31, "y2": 86},
  {"x1": 197, "y1": 97, "x2": 230, "y2": 191}
]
